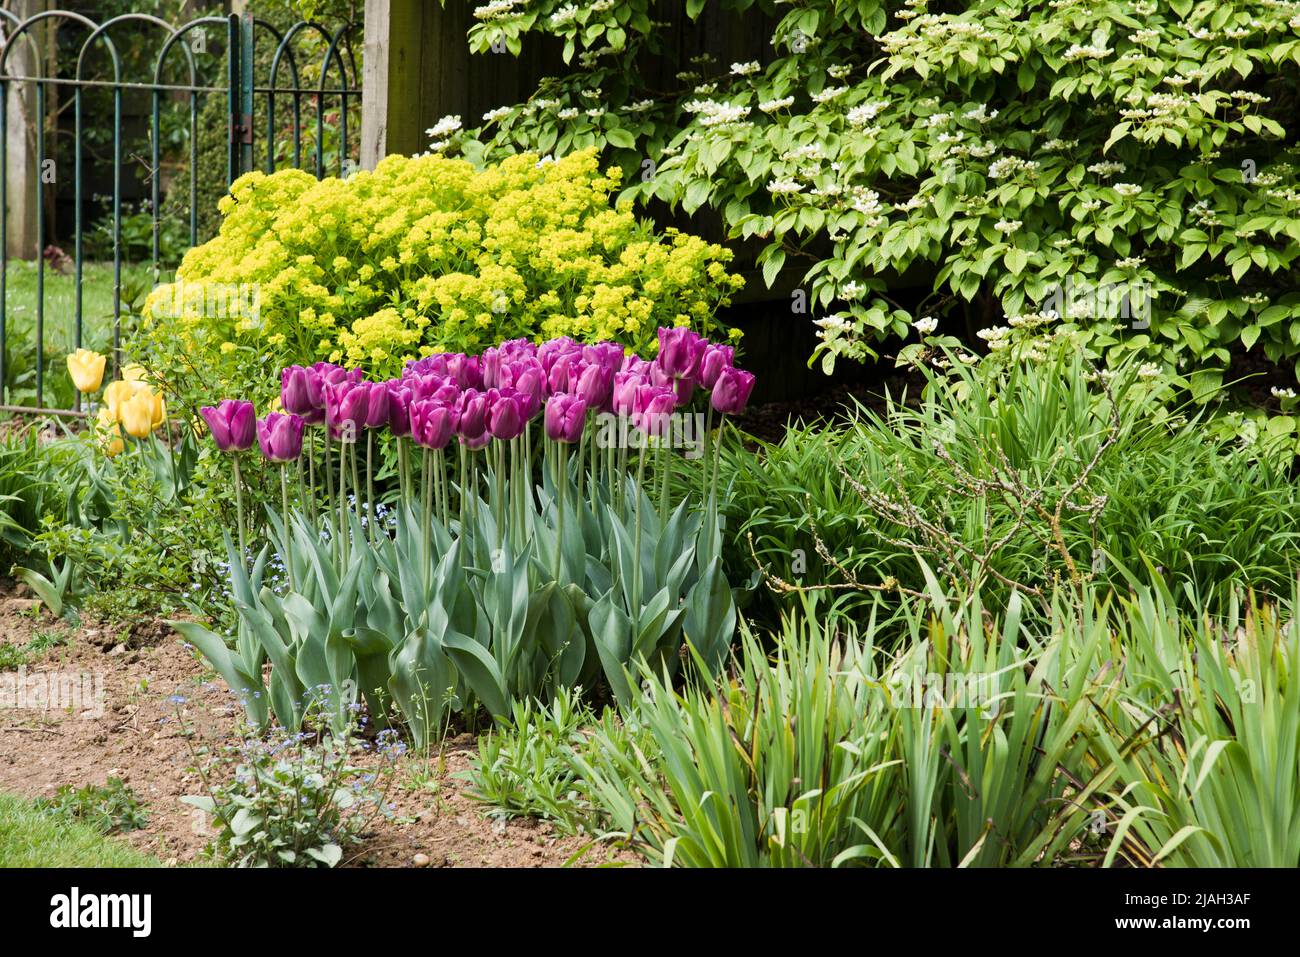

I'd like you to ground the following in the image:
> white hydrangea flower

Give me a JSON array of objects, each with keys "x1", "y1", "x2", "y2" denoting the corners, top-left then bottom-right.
[{"x1": 426, "y1": 115, "x2": 462, "y2": 139}]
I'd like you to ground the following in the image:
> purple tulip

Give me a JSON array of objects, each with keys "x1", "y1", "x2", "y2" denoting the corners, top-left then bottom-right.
[
  {"x1": 313, "y1": 361, "x2": 362, "y2": 388},
  {"x1": 447, "y1": 353, "x2": 484, "y2": 390},
  {"x1": 459, "y1": 431, "x2": 491, "y2": 450},
  {"x1": 281, "y1": 365, "x2": 325, "y2": 425},
  {"x1": 499, "y1": 337, "x2": 537, "y2": 361},
  {"x1": 670, "y1": 375, "x2": 696, "y2": 409},
  {"x1": 633, "y1": 384, "x2": 676, "y2": 438},
  {"x1": 698, "y1": 344, "x2": 734, "y2": 389},
  {"x1": 657, "y1": 326, "x2": 706, "y2": 379},
  {"x1": 539, "y1": 336, "x2": 579, "y2": 372},
  {"x1": 507, "y1": 362, "x2": 546, "y2": 419},
  {"x1": 547, "y1": 352, "x2": 579, "y2": 394},
  {"x1": 710, "y1": 367, "x2": 756, "y2": 416},
  {"x1": 482, "y1": 347, "x2": 503, "y2": 389},
  {"x1": 584, "y1": 342, "x2": 625, "y2": 378},
  {"x1": 612, "y1": 370, "x2": 644, "y2": 417},
  {"x1": 362, "y1": 381, "x2": 390, "y2": 429},
  {"x1": 487, "y1": 389, "x2": 526, "y2": 441},
  {"x1": 545, "y1": 393, "x2": 588, "y2": 443},
  {"x1": 257, "y1": 412, "x2": 306, "y2": 463},
  {"x1": 405, "y1": 354, "x2": 450, "y2": 378},
  {"x1": 621, "y1": 354, "x2": 650, "y2": 375},
  {"x1": 453, "y1": 388, "x2": 488, "y2": 442},
  {"x1": 200, "y1": 400, "x2": 256, "y2": 452},
  {"x1": 387, "y1": 382, "x2": 413, "y2": 438},
  {"x1": 324, "y1": 380, "x2": 370, "y2": 441},
  {"x1": 409, "y1": 399, "x2": 454, "y2": 449},
  {"x1": 574, "y1": 362, "x2": 614, "y2": 411},
  {"x1": 409, "y1": 373, "x2": 460, "y2": 406}
]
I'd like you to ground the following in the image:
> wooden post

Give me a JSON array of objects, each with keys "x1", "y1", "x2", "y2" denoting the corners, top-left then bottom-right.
[
  {"x1": 361, "y1": 0, "x2": 428, "y2": 169},
  {"x1": 4, "y1": 0, "x2": 38, "y2": 259}
]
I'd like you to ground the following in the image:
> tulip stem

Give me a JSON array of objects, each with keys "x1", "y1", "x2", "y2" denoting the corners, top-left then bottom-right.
[
  {"x1": 281, "y1": 464, "x2": 295, "y2": 592},
  {"x1": 230, "y1": 454, "x2": 248, "y2": 571},
  {"x1": 337, "y1": 437, "x2": 349, "y2": 570},
  {"x1": 366, "y1": 430, "x2": 376, "y2": 545},
  {"x1": 458, "y1": 444, "x2": 468, "y2": 536},
  {"x1": 711, "y1": 415, "x2": 725, "y2": 521},
  {"x1": 350, "y1": 439, "x2": 362, "y2": 537},
  {"x1": 657, "y1": 440, "x2": 669, "y2": 525},
  {"x1": 632, "y1": 449, "x2": 646, "y2": 615},
  {"x1": 397, "y1": 438, "x2": 409, "y2": 506},
  {"x1": 305, "y1": 431, "x2": 317, "y2": 523},
  {"x1": 422, "y1": 447, "x2": 433, "y2": 602},
  {"x1": 554, "y1": 440, "x2": 565, "y2": 583},
  {"x1": 703, "y1": 406, "x2": 713, "y2": 506}
]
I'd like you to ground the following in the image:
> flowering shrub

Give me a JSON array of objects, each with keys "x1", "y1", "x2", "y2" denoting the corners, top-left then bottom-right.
[
  {"x1": 142, "y1": 148, "x2": 744, "y2": 395},
  {"x1": 173, "y1": 328, "x2": 751, "y2": 744},
  {"x1": 453, "y1": 0, "x2": 1300, "y2": 397}
]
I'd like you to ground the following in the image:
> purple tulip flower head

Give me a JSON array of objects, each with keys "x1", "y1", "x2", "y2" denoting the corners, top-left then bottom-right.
[
  {"x1": 362, "y1": 381, "x2": 391, "y2": 429},
  {"x1": 257, "y1": 413, "x2": 306, "y2": 463},
  {"x1": 621, "y1": 354, "x2": 650, "y2": 376},
  {"x1": 386, "y1": 381, "x2": 413, "y2": 438},
  {"x1": 324, "y1": 379, "x2": 369, "y2": 442},
  {"x1": 487, "y1": 388, "x2": 526, "y2": 441},
  {"x1": 453, "y1": 388, "x2": 488, "y2": 442},
  {"x1": 409, "y1": 399, "x2": 454, "y2": 449},
  {"x1": 446, "y1": 353, "x2": 484, "y2": 390},
  {"x1": 281, "y1": 365, "x2": 325, "y2": 424},
  {"x1": 574, "y1": 361, "x2": 614, "y2": 411},
  {"x1": 545, "y1": 393, "x2": 588, "y2": 443},
  {"x1": 632, "y1": 384, "x2": 676, "y2": 439},
  {"x1": 612, "y1": 370, "x2": 644, "y2": 417},
  {"x1": 547, "y1": 351, "x2": 579, "y2": 394},
  {"x1": 710, "y1": 366, "x2": 756, "y2": 416},
  {"x1": 506, "y1": 361, "x2": 546, "y2": 419},
  {"x1": 405, "y1": 353, "x2": 450, "y2": 378},
  {"x1": 539, "y1": 336, "x2": 579, "y2": 372},
  {"x1": 656, "y1": 326, "x2": 706, "y2": 379},
  {"x1": 584, "y1": 342, "x2": 626, "y2": 378},
  {"x1": 200, "y1": 399, "x2": 256, "y2": 452},
  {"x1": 698, "y1": 344, "x2": 735, "y2": 389}
]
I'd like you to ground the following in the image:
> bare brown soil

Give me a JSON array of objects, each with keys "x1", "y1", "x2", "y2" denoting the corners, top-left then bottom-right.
[{"x1": 0, "y1": 598, "x2": 634, "y2": 868}]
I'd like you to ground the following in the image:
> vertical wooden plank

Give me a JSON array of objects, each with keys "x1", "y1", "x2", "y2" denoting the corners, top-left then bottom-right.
[{"x1": 3, "y1": 0, "x2": 38, "y2": 259}]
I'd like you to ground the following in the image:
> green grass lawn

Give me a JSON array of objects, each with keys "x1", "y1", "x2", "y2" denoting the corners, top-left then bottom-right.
[
  {"x1": 1, "y1": 260, "x2": 165, "y2": 408},
  {"x1": 0, "y1": 791, "x2": 163, "y2": 867}
]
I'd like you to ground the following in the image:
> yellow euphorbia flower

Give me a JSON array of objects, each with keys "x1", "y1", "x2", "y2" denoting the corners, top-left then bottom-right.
[
  {"x1": 118, "y1": 390, "x2": 156, "y2": 439},
  {"x1": 66, "y1": 349, "x2": 106, "y2": 393}
]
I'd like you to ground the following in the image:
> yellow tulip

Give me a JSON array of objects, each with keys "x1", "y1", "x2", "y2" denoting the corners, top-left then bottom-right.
[
  {"x1": 66, "y1": 349, "x2": 107, "y2": 393},
  {"x1": 102, "y1": 433, "x2": 125, "y2": 457},
  {"x1": 146, "y1": 390, "x2": 167, "y2": 430},
  {"x1": 103, "y1": 379, "x2": 144, "y2": 419},
  {"x1": 119, "y1": 390, "x2": 155, "y2": 439},
  {"x1": 122, "y1": 363, "x2": 149, "y2": 383}
]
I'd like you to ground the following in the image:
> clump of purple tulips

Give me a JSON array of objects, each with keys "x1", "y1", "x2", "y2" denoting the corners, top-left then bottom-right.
[{"x1": 204, "y1": 327, "x2": 755, "y2": 569}]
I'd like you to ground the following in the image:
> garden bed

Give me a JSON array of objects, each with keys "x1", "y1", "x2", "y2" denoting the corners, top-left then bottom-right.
[{"x1": 0, "y1": 598, "x2": 628, "y2": 868}]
